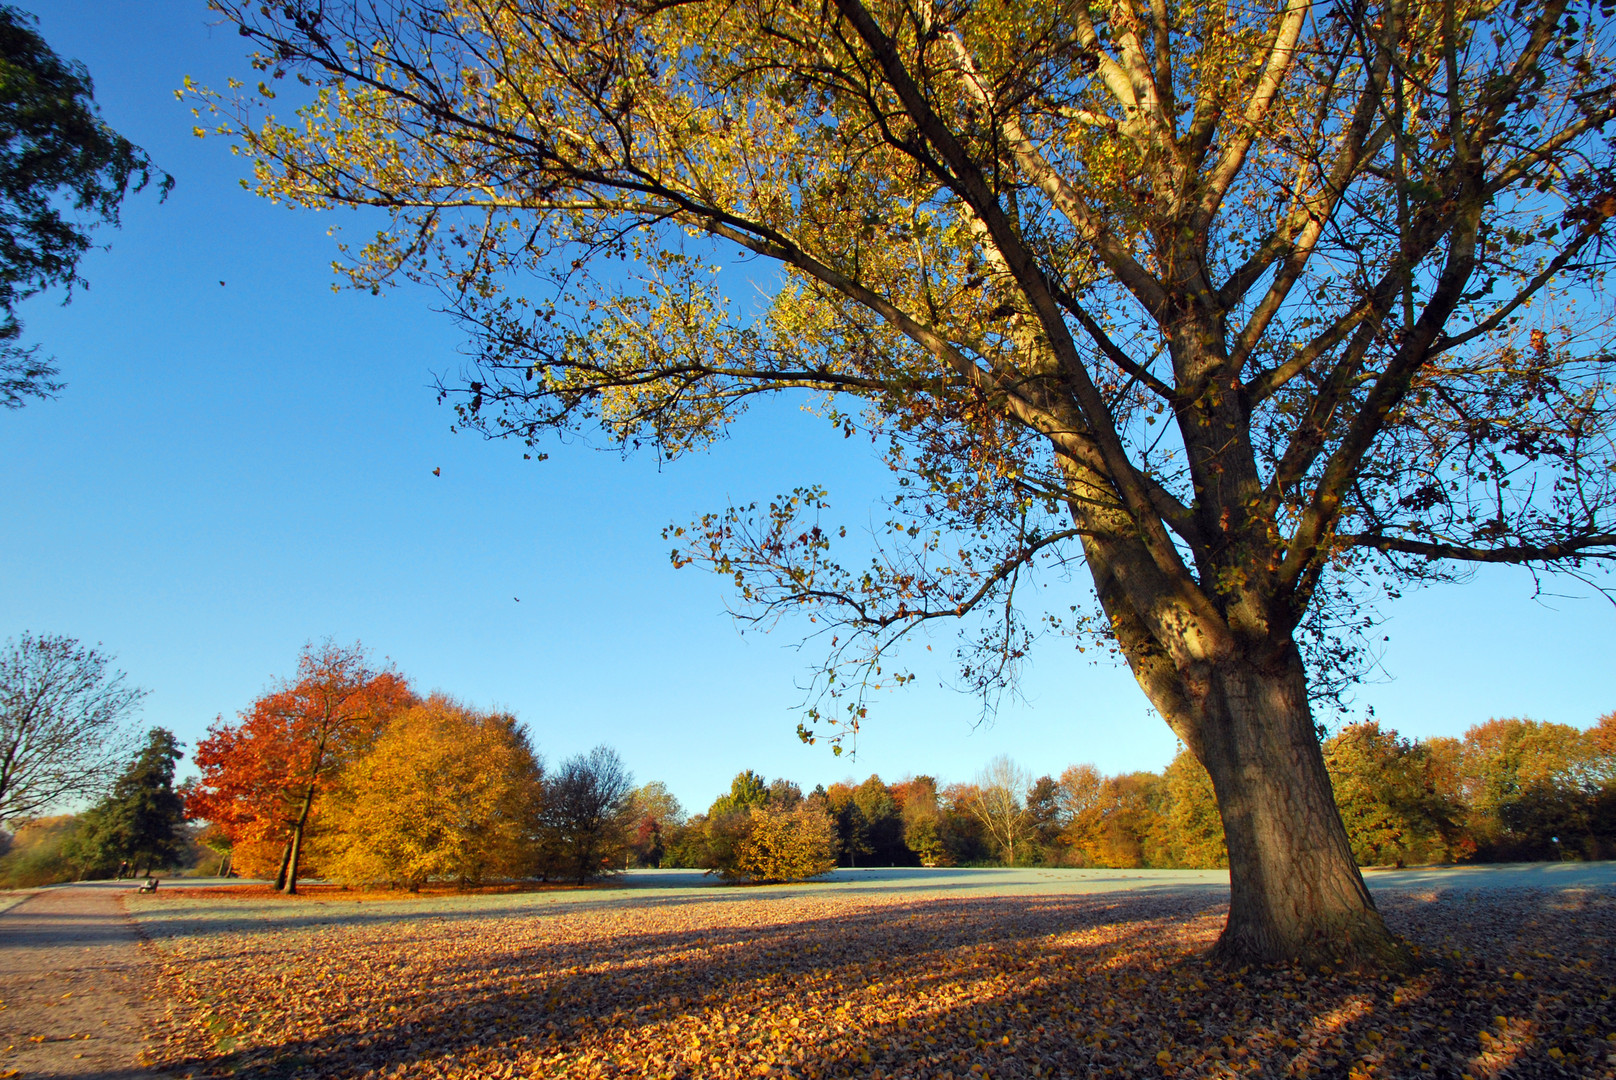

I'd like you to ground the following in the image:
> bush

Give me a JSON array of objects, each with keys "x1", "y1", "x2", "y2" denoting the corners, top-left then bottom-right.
[
  {"x1": 0, "y1": 815, "x2": 83, "y2": 888},
  {"x1": 726, "y1": 804, "x2": 838, "y2": 883}
]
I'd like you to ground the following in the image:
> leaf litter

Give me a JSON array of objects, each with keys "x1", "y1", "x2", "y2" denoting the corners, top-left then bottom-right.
[{"x1": 131, "y1": 884, "x2": 1616, "y2": 1080}]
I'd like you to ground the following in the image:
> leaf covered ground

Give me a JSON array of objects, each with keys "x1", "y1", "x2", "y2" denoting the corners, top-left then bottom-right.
[{"x1": 133, "y1": 883, "x2": 1616, "y2": 1080}]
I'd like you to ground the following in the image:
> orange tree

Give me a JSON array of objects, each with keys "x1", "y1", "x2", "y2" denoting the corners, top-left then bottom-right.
[
  {"x1": 186, "y1": 642, "x2": 412, "y2": 892},
  {"x1": 197, "y1": 0, "x2": 1616, "y2": 963}
]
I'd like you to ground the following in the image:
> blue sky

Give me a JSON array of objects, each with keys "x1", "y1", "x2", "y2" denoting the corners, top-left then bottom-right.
[{"x1": 2, "y1": 1, "x2": 1611, "y2": 815}]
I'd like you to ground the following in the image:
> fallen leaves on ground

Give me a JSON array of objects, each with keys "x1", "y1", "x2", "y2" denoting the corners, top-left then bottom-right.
[{"x1": 133, "y1": 885, "x2": 1616, "y2": 1080}]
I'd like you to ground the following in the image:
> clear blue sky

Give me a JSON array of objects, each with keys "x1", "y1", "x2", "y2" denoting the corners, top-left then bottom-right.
[{"x1": 2, "y1": 1, "x2": 1610, "y2": 815}]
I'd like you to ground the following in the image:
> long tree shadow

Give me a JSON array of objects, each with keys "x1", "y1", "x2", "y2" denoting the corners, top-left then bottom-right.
[
  {"x1": 149, "y1": 887, "x2": 1616, "y2": 1080},
  {"x1": 131, "y1": 875, "x2": 1233, "y2": 945}
]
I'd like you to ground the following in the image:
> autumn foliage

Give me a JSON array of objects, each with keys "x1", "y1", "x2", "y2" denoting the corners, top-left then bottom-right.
[
  {"x1": 654, "y1": 711, "x2": 1614, "y2": 875},
  {"x1": 729, "y1": 803, "x2": 840, "y2": 883},
  {"x1": 321, "y1": 696, "x2": 544, "y2": 889},
  {"x1": 184, "y1": 641, "x2": 412, "y2": 892},
  {"x1": 183, "y1": 643, "x2": 1611, "y2": 889}
]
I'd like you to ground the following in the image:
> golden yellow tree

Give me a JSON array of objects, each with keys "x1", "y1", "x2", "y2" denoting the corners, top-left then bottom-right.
[
  {"x1": 731, "y1": 803, "x2": 840, "y2": 882},
  {"x1": 199, "y1": 0, "x2": 1616, "y2": 963},
  {"x1": 323, "y1": 696, "x2": 543, "y2": 889}
]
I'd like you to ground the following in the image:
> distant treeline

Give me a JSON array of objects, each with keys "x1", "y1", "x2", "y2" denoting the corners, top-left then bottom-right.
[
  {"x1": 641, "y1": 712, "x2": 1616, "y2": 875},
  {"x1": 7, "y1": 640, "x2": 1609, "y2": 891}
]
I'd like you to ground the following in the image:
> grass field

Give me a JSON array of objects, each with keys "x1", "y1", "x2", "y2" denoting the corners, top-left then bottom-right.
[{"x1": 130, "y1": 870, "x2": 1616, "y2": 1080}]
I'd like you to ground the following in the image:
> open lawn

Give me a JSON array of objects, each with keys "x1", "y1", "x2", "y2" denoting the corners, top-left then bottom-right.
[{"x1": 130, "y1": 867, "x2": 1616, "y2": 1080}]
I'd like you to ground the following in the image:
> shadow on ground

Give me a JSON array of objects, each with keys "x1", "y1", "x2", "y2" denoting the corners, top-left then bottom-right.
[{"x1": 142, "y1": 885, "x2": 1616, "y2": 1080}]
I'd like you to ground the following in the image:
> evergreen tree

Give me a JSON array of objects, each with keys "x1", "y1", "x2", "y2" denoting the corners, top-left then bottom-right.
[{"x1": 72, "y1": 728, "x2": 185, "y2": 876}]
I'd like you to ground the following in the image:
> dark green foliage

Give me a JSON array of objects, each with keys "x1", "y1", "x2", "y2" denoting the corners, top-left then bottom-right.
[
  {"x1": 70, "y1": 727, "x2": 185, "y2": 875},
  {"x1": 1025, "y1": 776, "x2": 1062, "y2": 850},
  {"x1": 0, "y1": 5, "x2": 169, "y2": 407},
  {"x1": 825, "y1": 784, "x2": 871, "y2": 867},
  {"x1": 852, "y1": 775, "x2": 910, "y2": 866}
]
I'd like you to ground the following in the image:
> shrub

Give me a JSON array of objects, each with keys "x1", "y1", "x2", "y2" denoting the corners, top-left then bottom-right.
[
  {"x1": 0, "y1": 815, "x2": 83, "y2": 888},
  {"x1": 727, "y1": 804, "x2": 837, "y2": 883}
]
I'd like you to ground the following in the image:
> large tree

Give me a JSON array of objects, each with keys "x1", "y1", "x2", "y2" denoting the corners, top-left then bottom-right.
[
  {"x1": 0, "y1": 5, "x2": 169, "y2": 408},
  {"x1": 0, "y1": 631, "x2": 143, "y2": 823},
  {"x1": 185, "y1": 641, "x2": 412, "y2": 893},
  {"x1": 201, "y1": 0, "x2": 1616, "y2": 963},
  {"x1": 323, "y1": 696, "x2": 544, "y2": 889}
]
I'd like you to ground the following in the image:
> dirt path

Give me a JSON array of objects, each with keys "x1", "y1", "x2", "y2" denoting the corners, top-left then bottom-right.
[{"x1": 0, "y1": 883, "x2": 176, "y2": 1079}]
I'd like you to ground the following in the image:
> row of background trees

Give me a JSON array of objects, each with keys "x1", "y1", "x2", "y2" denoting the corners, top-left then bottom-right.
[
  {"x1": 4, "y1": 635, "x2": 1613, "y2": 889},
  {"x1": 648, "y1": 712, "x2": 1616, "y2": 877}
]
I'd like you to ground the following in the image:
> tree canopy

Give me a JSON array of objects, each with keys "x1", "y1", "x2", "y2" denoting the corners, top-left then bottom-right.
[
  {"x1": 201, "y1": 0, "x2": 1616, "y2": 963},
  {"x1": 323, "y1": 695, "x2": 544, "y2": 889},
  {"x1": 185, "y1": 641, "x2": 412, "y2": 892},
  {"x1": 0, "y1": 5, "x2": 168, "y2": 407},
  {"x1": 70, "y1": 726, "x2": 186, "y2": 876},
  {"x1": 0, "y1": 631, "x2": 143, "y2": 824}
]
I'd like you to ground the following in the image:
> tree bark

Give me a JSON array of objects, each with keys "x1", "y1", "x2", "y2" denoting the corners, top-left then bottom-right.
[
  {"x1": 282, "y1": 780, "x2": 319, "y2": 895},
  {"x1": 1190, "y1": 650, "x2": 1409, "y2": 967},
  {"x1": 273, "y1": 840, "x2": 293, "y2": 891},
  {"x1": 283, "y1": 825, "x2": 306, "y2": 895}
]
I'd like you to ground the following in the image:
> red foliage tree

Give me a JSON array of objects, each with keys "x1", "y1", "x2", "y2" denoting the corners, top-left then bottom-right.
[{"x1": 185, "y1": 642, "x2": 412, "y2": 893}]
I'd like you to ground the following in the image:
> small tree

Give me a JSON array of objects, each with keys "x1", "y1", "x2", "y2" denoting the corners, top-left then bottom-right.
[
  {"x1": 627, "y1": 781, "x2": 685, "y2": 868},
  {"x1": 730, "y1": 804, "x2": 839, "y2": 883},
  {"x1": 0, "y1": 6, "x2": 169, "y2": 407},
  {"x1": 70, "y1": 728, "x2": 186, "y2": 877},
  {"x1": 0, "y1": 632, "x2": 144, "y2": 824},
  {"x1": 543, "y1": 745, "x2": 634, "y2": 884}
]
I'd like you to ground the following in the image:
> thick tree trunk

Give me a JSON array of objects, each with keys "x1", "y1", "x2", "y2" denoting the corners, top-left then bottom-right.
[{"x1": 1194, "y1": 652, "x2": 1409, "y2": 968}]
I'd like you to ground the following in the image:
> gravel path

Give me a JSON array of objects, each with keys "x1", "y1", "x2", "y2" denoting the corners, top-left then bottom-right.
[{"x1": 0, "y1": 882, "x2": 178, "y2": 1079}]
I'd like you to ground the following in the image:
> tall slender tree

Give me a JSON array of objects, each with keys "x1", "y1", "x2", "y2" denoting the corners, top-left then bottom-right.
[{"x1": 200, "y1": 0, "x2": 1616, "y2": 963}]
